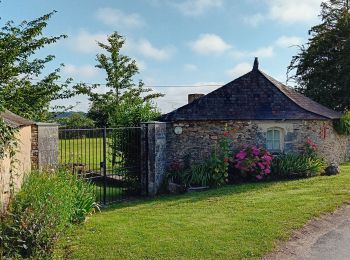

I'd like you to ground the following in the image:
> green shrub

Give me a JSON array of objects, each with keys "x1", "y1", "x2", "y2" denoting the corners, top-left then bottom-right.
[
  {"x1": 0, "y1": 169, "x2": 95, "y2": 259},
  {"x1": 334, "y1": 111, "x2": 350, "y2": 135},
  {"x1": 272, "y1": 153, "x2": 326, "y2": 179}
]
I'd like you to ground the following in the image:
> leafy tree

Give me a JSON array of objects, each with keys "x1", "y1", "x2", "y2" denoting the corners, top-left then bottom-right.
[
  {"x1": 85, "y1": 32, "x2": 163, "y2": 127},
  {"x1": 84, "y1": 32, "x2": 163, "y2": 192},
  {"x1": 86, "y1": 102, "x2": 109, "y2": 127},
  {"x1": 57, "y1": 112, "x2": 95, "y2": 128},
  {"x1": 288, "y1": 0, "x2": 350, "y2": 111},
  {"x1": 0, "y1": 11, "x2": 78, "y2": 121}
]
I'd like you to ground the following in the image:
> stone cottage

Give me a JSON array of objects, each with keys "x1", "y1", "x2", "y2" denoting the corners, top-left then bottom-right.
[{"x1": 160, "y1": 58, "x2": 349, "y2": 166}]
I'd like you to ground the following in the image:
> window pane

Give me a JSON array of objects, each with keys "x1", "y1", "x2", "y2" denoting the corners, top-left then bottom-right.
[
  {"x1": 267, "y1": 130, "x2": 273, "y2": 139},
  {"x1": 267, "y1": 140, "x2": 273, "y2": 150},
  {"x1": 274, "y1": 130, "x2": 280, "y2": 140},
  {"x1": 273, "y1": 140, "x2": 280, "y2": 150}
]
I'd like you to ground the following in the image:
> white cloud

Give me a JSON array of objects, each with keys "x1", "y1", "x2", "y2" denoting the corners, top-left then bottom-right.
[
  {"x1": 175, "y1": 0, "x2": 223, "y2": 16},
  {"x1": 184, "y1": 64, "x2": 198, "y2": 71},
  {"x1": 243, "y1": 13, "x2": 264, "y2": 27},
  {"x1": 155, "y1": 82, "x2": 223, "y2": 113},
  {"x1": 226, "y1": 62, "x2": 251, "y2": 78},
  {"x1": 251, "y1": 46, "x2": 274, "y2": 58},
  {"x1": 230, "y1": 46, "x2": 274, "y2": 59},
  {"x1": 268, "y1": 0, "x2": 321, "y2": 23},
  {"x1": 68, "y1": 31, "x2": 174, "y2": 61},
  {"x1": 244, "y1": 0, "x2": 322, "y2": 26},
  {"x1": 96, "y1": 7, "x2": 145, "y2": 28},
  {"x1": 190, "y1": 34, "x2": 232, "y2": 55},
  {"x1": 275, "y1": 36, "x2": 303, "y2": 48},
  {"x1": 68, "y1": 30, "x2": 108, "y2": 54},
  {"x1": 136, "y1": 39, "x2": 175, "y2": 61},
  {"x1": 63, "y1": 64, "x2": 99, "y2": 78}
]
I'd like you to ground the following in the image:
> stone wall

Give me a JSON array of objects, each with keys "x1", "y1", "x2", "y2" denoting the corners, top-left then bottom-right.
[
  {"x1": 166, "y1": 120, "x2": 350, "y2": 167},
  {"x1": 31, "y1": 123, "x2": 59, "y2": 170},
  {"x1": 1, "y1": 125, "x2": 32, "y2": 213}
]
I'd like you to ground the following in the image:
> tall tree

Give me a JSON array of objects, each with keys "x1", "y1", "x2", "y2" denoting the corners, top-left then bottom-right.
[
  {"x1": 0, "y1": 11, "x2": 77, "y2": 121},
  {"x1": 288, "y1": 0, "x2": 350, "y2": 111},
  {"x1": 86, "y1": 32, "x2": 163, "y2": 127},
  {"x1": 83, "y1": 32, "x2": 163, "y2": 190}
]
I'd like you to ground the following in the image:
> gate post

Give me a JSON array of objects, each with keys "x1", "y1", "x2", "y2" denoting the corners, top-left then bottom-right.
[{"x1": 141, "y1": 122, "x2": 167, "y2": 196}]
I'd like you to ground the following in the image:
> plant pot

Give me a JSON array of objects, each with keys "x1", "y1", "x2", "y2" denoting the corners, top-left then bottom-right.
[{"x1": 187, "y1": 186, "x2": 210, "y2": 192}]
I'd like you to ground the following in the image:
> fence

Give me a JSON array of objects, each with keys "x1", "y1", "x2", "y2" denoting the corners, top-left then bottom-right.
[{"x1": 59, "y1": 127, "x2": 142, "y2": 205}]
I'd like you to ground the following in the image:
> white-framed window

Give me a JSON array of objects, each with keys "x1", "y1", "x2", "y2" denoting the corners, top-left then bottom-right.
[{"x1": 266, "y1": 128, "x2": 282, "y2": 151}]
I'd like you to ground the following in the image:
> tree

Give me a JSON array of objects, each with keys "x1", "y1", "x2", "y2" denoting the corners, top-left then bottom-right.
[
  {"x1": 84, "y1": 32, "x2": 163, "y2": 191},
  {"x1": 57, "y1": 112, "x2": 95, "y2": 128},
  {"x1": 288, "y1": 0, "x2": 350, "y2": 111},
  {"x1": 86, "y1": 32, "x2": 163, "y2": 127},
  {"x1": 0, "y1": 11, "x2": 78, "y2": 121}
]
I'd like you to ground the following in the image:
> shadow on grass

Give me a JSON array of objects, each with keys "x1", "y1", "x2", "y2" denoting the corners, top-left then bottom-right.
[{"x1": 99, "y1": 178, "x2": 298, "y2": 213}]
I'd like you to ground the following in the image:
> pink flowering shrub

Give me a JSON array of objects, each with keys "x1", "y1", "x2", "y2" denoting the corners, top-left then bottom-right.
[
  {"x1": 234, "y1": 145, "x2": 273, "y2": 180},
  {"x1": 304, "y1": 138, "x2": 318, "y2": 157}
]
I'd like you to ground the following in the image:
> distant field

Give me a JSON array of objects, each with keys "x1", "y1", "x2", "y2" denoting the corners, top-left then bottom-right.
[{"x1": 59, "y1": 138, "x2": 105, "y2": 171}]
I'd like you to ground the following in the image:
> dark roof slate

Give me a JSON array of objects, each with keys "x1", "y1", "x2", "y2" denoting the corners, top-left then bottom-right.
[
  {"x1": 160, "y1": 61, "x2": 341, "y2": 122},
  {"x1": 0, "y1": 110, "x2": 34, "y2": 127}
]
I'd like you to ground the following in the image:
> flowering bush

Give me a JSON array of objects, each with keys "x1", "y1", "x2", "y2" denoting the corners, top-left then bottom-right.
[
  {"x1": 304, "y1": 138, "x2": 318, "y2": 157},
  {"x1": 234, "y1": 145, "x2": 273, "y2": 180}
]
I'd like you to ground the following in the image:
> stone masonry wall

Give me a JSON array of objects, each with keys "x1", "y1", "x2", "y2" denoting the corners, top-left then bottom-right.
[{"x1": 166, "y1": 120, "x2": 350, "y2": 167}]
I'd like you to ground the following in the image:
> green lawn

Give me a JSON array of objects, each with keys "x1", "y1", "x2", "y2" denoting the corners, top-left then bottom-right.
[
  {"x1": 59, "y1": 138, "x2": 105, "y2": 171},
  {"x1": 55, "y1": 164, "x2": 350, "y2": 259},
  {"x1": 59, "y1": 138, "x2": 122, "y2": 171}
]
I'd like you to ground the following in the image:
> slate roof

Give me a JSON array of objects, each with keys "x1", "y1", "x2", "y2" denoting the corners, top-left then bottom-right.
[
  {"x1": 0, "y1": 110, "x2": 35, "y2": 127},
  {"x1": 160, "y1": 58, "x2": 342, "y2": 122}
]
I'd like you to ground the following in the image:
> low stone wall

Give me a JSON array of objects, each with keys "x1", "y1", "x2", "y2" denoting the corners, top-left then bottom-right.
[{"x1": 166, "y1": 120, "x2": 350, "y2": 167}]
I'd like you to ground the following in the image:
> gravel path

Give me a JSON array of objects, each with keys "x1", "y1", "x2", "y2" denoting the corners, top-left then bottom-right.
[{"x1": 264, "y1": 204, "x2": 350, "y2": 260}]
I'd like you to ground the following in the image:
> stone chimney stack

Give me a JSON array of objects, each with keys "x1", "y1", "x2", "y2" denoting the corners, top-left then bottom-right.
[{"x1": 188, "y1": 94, "x2": 205, "y2": 104}]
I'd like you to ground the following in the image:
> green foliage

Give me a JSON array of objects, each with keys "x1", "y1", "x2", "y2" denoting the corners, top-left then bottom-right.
[
  {"x1": 288, "y1": 0, "x2": 350, "y2": 111},
  {"x1": 0, "y1": 169, "x2": 95, "y2": 259},
  {"x1": 0, "y1": 116, "x2": 18, "y2": 205},
  {"x1": 81, "y1": 32, "x2": 163, "y2": 192},
  {"x1": 167, "y1": 133, "x2": 231, "y2": 188},
  {"x1": 57, "y1": 112, "x2": 95, "y2": 128},
  {"x1": 84, "y1": 32, "x2": 163, "y2": 127},
  {"x1": 334, "y1": 111, "x2": 350, "y2": 134},
  {"x1": 272, "y1": 153, "x2": 326, "y2": 178},
  {"x1": 0, "y1": 11, "x2": 79, "y2": 121}
]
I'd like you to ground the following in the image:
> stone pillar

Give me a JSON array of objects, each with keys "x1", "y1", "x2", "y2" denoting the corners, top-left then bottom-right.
[
  {"x1": 31, "y1": 123, "x2": 59, "y2": 170},
  {"x1": 141, "y1": 121, "x2": 167, "y2": 196}
]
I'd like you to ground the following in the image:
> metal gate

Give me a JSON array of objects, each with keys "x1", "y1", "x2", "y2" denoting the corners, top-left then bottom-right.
[{"x1": 58, "y1": 127, "x2": 142, "y2": 205}]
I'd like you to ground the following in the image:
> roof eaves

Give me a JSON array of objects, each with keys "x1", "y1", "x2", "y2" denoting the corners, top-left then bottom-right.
[{"x1": 259, "y1": 71, "x2": 341, "y2": 120}]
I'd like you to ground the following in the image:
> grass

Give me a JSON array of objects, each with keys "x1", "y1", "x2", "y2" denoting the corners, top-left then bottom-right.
[
  {"x1": 59, "y1": 138, "x2": 124, "y2": 171},
  {"x1": 93, "y1": 181, "x2": 125, "y2": 204},
  {"x1": 59, "y1": 138, "x2": 105, "y2": 171},
  {"x1": 54, "y1": 163, "x2": 350, "y2": 259}
]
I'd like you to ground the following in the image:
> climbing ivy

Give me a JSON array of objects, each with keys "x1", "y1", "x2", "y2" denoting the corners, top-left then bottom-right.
[
  {"x1": 334, "y1": 111, "x2": 350, "y2": 135},
  {"x1": 0, "y1": 109, "x2": 18, "y2": 205}
]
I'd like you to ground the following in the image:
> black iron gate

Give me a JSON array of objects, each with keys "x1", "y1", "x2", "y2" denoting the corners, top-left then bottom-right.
[{"x1": 58, "y1": 127, "x2": 142, "y2": 205}]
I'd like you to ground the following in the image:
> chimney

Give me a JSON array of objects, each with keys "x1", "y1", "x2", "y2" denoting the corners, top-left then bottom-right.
[{"x1": 188, "y1": 94, "x2": 205, "y2": 104}]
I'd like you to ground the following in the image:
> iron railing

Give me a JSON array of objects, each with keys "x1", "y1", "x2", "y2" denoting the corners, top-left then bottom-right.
[{"x1": 58, "y1": 127, "x2": 142, "y2": 205}]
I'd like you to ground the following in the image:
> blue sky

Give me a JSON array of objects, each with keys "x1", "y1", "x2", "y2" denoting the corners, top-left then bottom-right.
[{"x1": 1, "y1": 0, "x2": 323, "y2": 113}]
